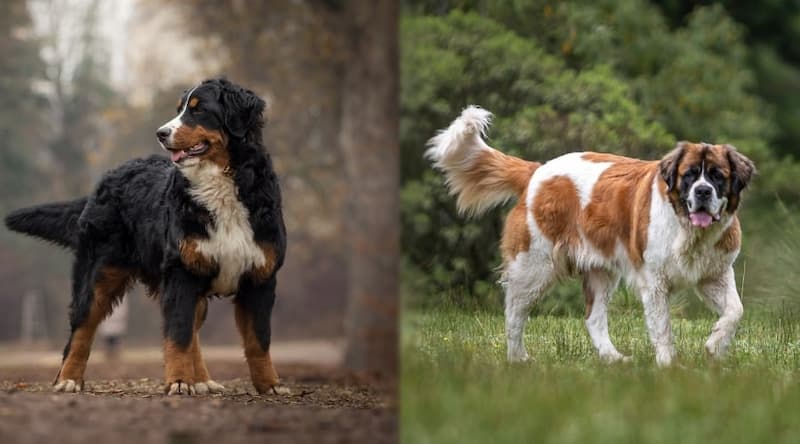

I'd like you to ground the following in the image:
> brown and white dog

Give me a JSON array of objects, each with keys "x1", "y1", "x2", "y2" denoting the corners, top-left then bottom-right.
[{"x1": 427, "y1": 106, "x2": 755, "y2": 366}]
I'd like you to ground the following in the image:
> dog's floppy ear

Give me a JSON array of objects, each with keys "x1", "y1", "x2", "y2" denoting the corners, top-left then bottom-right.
[
  {"x1": 220, "y1": 82, "x2": 266, "y2": 141},
  {"x1": 659, "y1": 141, "x2": 687, "y2": 192},
  {"x1": 724, "y1": 144, "x2": 756, "y2": 212}
]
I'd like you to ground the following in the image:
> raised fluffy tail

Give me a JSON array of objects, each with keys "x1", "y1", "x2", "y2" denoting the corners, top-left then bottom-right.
[
  {"x1": 4, "y1": 197, "x2": 87, "y2": 249},
  {"x1": 425, "y1": 106, "x2": 539, "y2": 216}
]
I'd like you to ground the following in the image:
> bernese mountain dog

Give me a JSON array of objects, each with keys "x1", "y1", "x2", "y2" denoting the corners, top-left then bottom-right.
[{"x1": 5, "y1": 78, "x2": 287, "y2": 396}]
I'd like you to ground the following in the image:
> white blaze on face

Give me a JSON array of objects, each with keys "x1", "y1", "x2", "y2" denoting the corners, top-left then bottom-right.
[
  {"x1": 157, "y1": 85, "x2": 198, "y2": 148},
  {"x1": 686, "y1": 162, "x2": 725, "y2": 228}
]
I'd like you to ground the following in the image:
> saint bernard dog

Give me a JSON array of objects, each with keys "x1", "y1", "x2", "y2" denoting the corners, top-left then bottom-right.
[{"x1": 427, "y1": 106, "x2": 755, "y2": 366}]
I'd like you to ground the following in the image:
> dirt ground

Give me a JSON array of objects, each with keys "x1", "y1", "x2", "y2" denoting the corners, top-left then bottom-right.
[{"x1": 0, "y1": 347, "x2": 396, "y2": 444}]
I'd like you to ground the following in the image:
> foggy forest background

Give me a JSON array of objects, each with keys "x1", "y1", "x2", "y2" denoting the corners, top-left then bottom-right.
[{"x1": 0, "y1": 0, "x2": 399, "y2": 361}]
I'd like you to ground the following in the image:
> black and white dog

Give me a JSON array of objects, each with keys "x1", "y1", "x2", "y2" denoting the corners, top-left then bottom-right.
[{"x1": 5, "y1": 78, "x2": 287, "y2": 395}]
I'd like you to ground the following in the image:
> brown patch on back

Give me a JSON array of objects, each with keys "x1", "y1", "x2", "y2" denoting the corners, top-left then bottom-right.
[
  {"x1": 581, "y1": 152, "x2": 635, "y2": 164},
  {"x1": 180, "y1": 237, "x2": 218, "y2": 276},
  {"x1": 57, "y1": 267, "x2": 132, "y2": 384},
  {"x1": 172, "y1": 126, "x2": 230, "y2": 170},
  {"x1": 582, "y1": 159, "x2": 657, "y2": 268},
  {"x1": 532, "y1": 176, "x2": 581, "y2": 249},
  {"x1": 235, "y1": 303, "x2": 279, "y2": 393},
  {"x1": 501, "y1": 189, "x2": 531, "y2": 263},
  {"x1": 716, "y1": 216, "x2": 741, "y2": 253},
  {"x1": 250, "y1": 243, "x2": 279, "y2": 283}
]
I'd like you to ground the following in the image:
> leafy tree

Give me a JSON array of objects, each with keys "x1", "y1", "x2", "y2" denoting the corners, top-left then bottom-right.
[{"x1": 0, "y1": 0, "x2": 47, "y2": 213}]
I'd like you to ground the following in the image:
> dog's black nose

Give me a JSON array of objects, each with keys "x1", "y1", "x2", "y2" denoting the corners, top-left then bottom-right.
[
  {"x1": 695, "y1": 184, "x2": 713, "y2": 200},
  {"x1": 156, "y1": 128, "x2": 171, "y2": 143}
]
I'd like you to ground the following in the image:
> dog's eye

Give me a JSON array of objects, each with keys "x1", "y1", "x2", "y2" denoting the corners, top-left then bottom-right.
[
  {"x1": 684, "y1": 167, "x2": 700, "y2": 178},
  {"x1": 708, "y1": 168, "x2": 724, "y2": 182}
]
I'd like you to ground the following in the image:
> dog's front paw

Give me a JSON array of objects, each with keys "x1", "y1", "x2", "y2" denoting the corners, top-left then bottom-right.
[
  {"x1": 705, "y1": 335, "x2": 732, "y2": 360},
  {"x1": 166, "y1": 380, "x2": 195, "y2": 396},
  {"x1": 53, "y1": 379, "x2": 83, "y2": 393},
  {"x1": 193, "y1": 380, "x2": 226, "y2": 395},
  {"x1": 265, "y1": 385, "x2": 291, "y2": 395}
]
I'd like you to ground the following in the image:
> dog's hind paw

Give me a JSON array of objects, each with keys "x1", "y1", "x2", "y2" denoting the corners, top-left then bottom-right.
[
  {"x1": 166, "y1": 381, "x2": 195, "y2": 396},
  {"x1": 193, "y1": 380, "x2": 225, "y2": 395},
  {"x1": 53, "y1": 379, "x2": 83, "y2": 393}
]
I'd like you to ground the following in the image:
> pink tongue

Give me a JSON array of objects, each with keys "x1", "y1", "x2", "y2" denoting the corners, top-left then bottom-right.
[
  {"x1": 170, "y1": 150, "x2": 187, "y2": 162},
  {"x1": 689, "y1": 212, "x2": 713, "y2": 228}
]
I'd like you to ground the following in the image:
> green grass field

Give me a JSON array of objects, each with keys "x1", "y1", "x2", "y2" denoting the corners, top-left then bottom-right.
[{"x1": 402, "y1": 308, "x2": 800, "y2": 444}]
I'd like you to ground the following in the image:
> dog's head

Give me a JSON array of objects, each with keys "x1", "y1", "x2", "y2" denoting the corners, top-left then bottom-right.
[
  {"x1": 659, "y1": 141, "x2": 755, "y2": 228},
  {"x1": 156, "y1": 78, "x2": 265, "y2": 170}
]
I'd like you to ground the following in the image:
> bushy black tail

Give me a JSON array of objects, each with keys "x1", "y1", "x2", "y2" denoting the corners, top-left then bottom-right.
[{"x1": 4, "y1": 198, "x2": 87, "y2": 249}]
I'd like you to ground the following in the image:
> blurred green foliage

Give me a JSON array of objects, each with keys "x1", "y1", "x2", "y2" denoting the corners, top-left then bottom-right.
[{"x1": 401, "y1": 0, "x2": 800, "y2": 313}]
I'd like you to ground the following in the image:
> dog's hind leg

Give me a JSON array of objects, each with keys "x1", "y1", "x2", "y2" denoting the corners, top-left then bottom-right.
[
  {"x1": 55, "y1": 263, "x2": 131, "y2": 392},
  {"x1": 234, "y1": 277, "x2": 284, "y2": 395},
  {"x1": 583, "y1": 269, "x2": 630, "y2": 363},
  {"x1": 190, "y1": 298, "x2": 225, "y2": 394},
  {"x1": 161, "y1": 267, "x2": 208, "y2": 396},
  {"x1": 504, "y1": 251, "x2": 556, "y2": 362}
]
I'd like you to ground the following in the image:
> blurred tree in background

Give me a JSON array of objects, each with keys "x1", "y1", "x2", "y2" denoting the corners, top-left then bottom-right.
[
  {"x1": 0, "y1": 0, "x2": 47, "y2": 215},
  {"x1": 401, "y1": 0, "x2": 800, "y2": 315}
]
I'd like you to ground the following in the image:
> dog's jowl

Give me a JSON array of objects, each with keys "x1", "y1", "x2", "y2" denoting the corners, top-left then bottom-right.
[
  {"x1": 427, "y1": 106, "x2": 754, "y2": 366},
  {"x1": 5, "y1": 78, "x2": 287, "y2": 395}
]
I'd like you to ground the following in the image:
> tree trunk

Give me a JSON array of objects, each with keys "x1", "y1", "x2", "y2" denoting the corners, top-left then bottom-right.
[{"x1": 340, "y1": 0, "x2": 399, "y2": 377}]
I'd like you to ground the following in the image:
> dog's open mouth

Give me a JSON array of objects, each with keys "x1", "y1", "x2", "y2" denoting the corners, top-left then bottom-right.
[
  {"x1": 689, "y1": 210, "x2": 721, "y2": 228},
  {"x1": 169, "y1": 142, "x2": 209, "y2": 163}
]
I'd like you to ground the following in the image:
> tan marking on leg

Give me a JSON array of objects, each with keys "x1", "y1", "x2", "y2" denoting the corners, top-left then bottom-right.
[
  {"x1": 57, "y1": 267, "x2": 131, "y2": 389},
  {"x1": 164, "y1": 338, "x2": 196, "y2": 394},
  {"x1": 191, "y1": 299, "x2": 211, "y2": 382},
  {"x1": 250, "y1": 243, "x2": 278, "y2": 283},
  {"x1": 235, "y1": 303, "x2": 279, "y2": 394}
]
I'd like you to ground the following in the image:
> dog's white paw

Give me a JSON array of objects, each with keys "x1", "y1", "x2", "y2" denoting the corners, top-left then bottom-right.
[
  {"x1": 53, "y1": 379, "x2": 83, "y2": 393},
  {"x1": 705, "y1": 333, "x2": 732, "y2": 360},
  {"x1": 167, "y1": 381, "x2": 195, "y2": 396},
  {"x1": 507, "y1": 349, "x2": 531, "y2": 363},
  {"x1": 599, "y1": 350, "x2": 632, "y2": 364},
  {"x1": 193, "y1": 380, "x2": 225, "y2": 395},
  {"x1": 270, "y1": 385, "x2": 291, "y2": 395}
]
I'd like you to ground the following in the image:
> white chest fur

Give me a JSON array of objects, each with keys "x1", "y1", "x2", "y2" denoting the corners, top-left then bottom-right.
[
  {"x1": 181, "y1": 163, "x2": 265, "y2": 295},
  {"x1": 643, "y1": 179, "x2": 737, "y2": 288}
]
